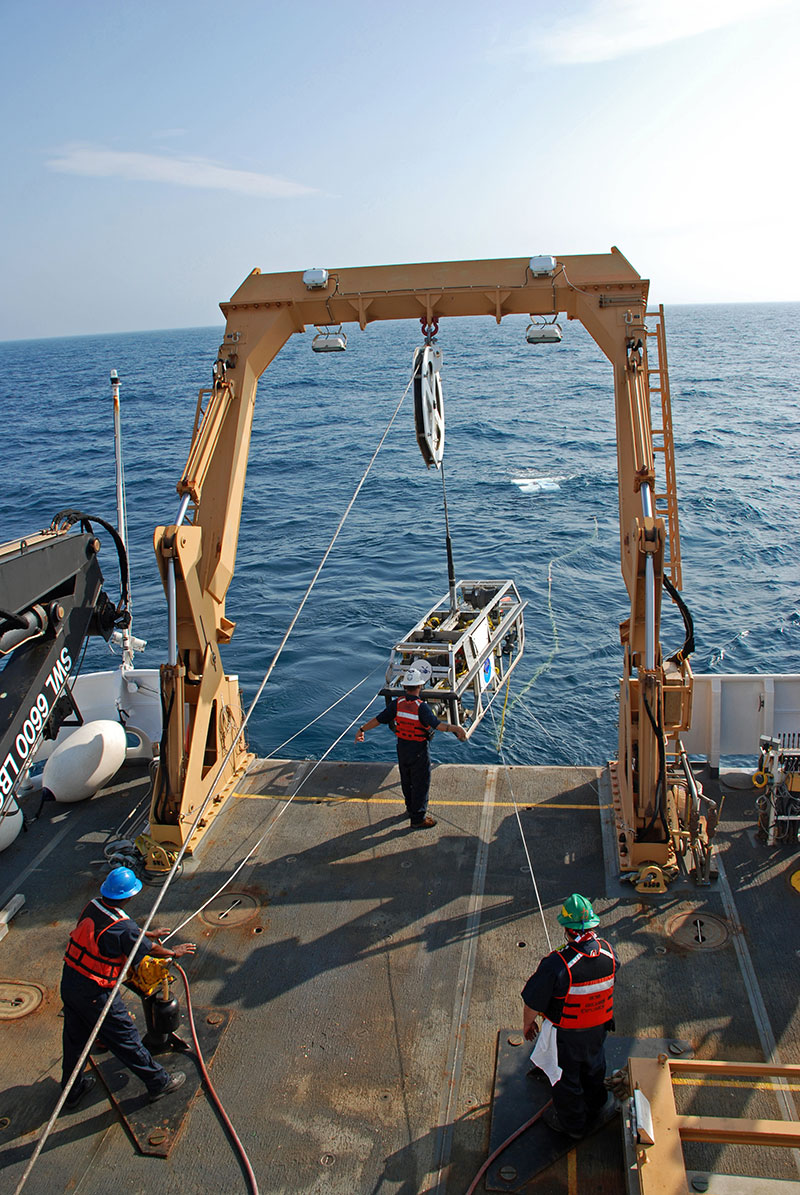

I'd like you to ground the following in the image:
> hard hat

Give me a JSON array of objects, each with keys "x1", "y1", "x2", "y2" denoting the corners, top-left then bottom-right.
[
  {"x1": 557, "y1": 893, "x2": 599, "y2": 930},
  {"x1": 402, "y1": 658, "x2": 432, "y2": 688},
  {"x1": 100, "y1": 865, "x2": 142, "y2": 901}
]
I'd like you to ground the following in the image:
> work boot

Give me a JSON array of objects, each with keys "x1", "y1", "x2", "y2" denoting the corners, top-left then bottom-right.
[
  {"x1": 587, "y1": 1093, "x2": 618, "y2": 1125},
  {"x1": 542, "y1": 1104, "x2": 583, "y2": 1139},
  {"x1": 527, "y1": 1064, "x2": 548, "y2": 1083},
  {"x1": 410, "y1": 815, "x2": 437, "y2": 829},
  {"x1": 64, "y1": 1075, "x2": 95, "y2": 1109},
  {"x1": 148, "y1": 1071, "x2": 186, "y2": 1102}
]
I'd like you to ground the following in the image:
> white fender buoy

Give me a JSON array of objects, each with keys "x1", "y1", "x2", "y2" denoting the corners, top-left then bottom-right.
[
  {"x1": 42, "y1": 719, "x2": 127, "y2": 804},
  {"x1": 0, "y1": 798, "x2": 24, "y2": 852}
]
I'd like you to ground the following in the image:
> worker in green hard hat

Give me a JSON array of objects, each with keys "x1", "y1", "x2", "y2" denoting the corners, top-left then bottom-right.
[{"x1": 521, "y1": 894, "x2": 618, "y2": 1138}]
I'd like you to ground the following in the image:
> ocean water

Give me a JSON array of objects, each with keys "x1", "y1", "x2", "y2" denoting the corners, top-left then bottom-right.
[{"x1": 1, "y1": 303, "x2": 798, "y2": 771}]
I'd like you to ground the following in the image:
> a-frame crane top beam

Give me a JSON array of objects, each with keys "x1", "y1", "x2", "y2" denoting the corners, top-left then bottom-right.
[{"x1": 220, "y1": 248, "x2": 649, "y2": 358}]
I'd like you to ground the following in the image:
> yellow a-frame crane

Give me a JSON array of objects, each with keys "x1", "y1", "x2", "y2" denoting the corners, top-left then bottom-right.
[{"x1": 145, "y1": 249, "x2": 710, "y2": 888}]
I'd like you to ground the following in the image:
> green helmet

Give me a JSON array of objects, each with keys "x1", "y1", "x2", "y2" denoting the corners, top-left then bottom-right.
[{"x1": 557, "y1": 893, "x2": 599, "y2": 930}]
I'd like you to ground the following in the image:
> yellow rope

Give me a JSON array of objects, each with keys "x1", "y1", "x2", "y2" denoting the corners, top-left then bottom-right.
[{"x1": 496, "y1": 672, "x2": 513, "y2": 746}]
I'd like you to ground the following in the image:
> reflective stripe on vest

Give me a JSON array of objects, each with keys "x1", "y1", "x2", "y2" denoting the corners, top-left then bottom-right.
[
  {"x1": 547, "y1": 937, "x2": 616, "y2": 1029},
  {"x1": 64, "y1": 899, "x2": 129, "y2": 988},
  {"x1": 394, "y1": 697, "x2": 428, "y2": 742}
]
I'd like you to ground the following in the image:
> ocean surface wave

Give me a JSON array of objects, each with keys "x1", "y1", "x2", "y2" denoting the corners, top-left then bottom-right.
[{"x1": 1, "y1": 304, "x2": 798, "y2": 769}]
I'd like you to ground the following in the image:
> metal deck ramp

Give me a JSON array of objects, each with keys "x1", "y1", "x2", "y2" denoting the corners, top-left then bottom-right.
[{"x1": 1, "y1": 759, "x2": 799, "y2": 1193}]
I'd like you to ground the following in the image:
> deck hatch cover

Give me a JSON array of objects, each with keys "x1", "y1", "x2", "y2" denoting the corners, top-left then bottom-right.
[
  {"x1": 0, "y1": 981, "x2": 44, "y2": 1019},
  {"x1": 666, "y1": 911, "x2": 730, "y2": 950},
  {"x1": 198, "y1": 892, "x2": 260, "y2": 927}
]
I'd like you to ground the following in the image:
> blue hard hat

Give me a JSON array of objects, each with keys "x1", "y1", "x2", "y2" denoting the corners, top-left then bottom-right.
[{"x1": 100, "y1": 866, "x2": 142, "y2": 901}]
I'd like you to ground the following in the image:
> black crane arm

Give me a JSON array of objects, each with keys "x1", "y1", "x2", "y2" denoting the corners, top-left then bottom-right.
[{"x1": 0, "y1": 525, "x2": 127, "y2": 807}]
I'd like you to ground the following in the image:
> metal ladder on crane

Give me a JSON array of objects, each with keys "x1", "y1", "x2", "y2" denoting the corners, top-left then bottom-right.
[
  {"x1": 645, "y1": 307, "x2": 701, "y2": 877},
  {"x1": 646, "y1": 304, "x2": 683, "y2": 590}
]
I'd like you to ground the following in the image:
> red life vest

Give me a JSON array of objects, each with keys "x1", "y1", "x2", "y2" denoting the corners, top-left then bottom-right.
[
  {"x1": 64, "y1": 899, "x2": 129, "y2": 988},
  {"x1": 545, "y1": 935, "x2": 616, "y2": 1029},
  {"x1": 394, "y1": 696, "x2": 429, "y2": 742}
]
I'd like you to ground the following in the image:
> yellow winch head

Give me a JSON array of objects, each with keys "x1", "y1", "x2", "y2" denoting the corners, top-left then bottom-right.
[{"x1": 127, "y1": 955, "x2": 174, "y2": 997}]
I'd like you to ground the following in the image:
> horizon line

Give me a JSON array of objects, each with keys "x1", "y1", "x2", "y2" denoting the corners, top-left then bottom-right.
[{"x1": 2, "y1": 298, "x2": 799, "y2": 346}]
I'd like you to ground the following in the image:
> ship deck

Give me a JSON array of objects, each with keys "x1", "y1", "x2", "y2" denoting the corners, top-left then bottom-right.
[{"x1": 1, "y1": 758, "x2": 799, "y2": 1194}]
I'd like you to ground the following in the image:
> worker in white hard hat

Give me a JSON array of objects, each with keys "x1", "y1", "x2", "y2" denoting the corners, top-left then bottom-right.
[{"x1": 355, "y1": 659, "x2": 467, "y2": 829}]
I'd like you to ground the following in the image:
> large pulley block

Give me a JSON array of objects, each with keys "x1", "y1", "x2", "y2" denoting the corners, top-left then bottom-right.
[{"x1": 413, "y1": 344, "x2": 445, "y2": 469}]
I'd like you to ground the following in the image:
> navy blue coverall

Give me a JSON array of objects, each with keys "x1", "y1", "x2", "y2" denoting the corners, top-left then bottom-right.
[
  {"x1": 376, "y1": 698, "x2": 440, "y2": 823},
  {"x1": 521, "y1": 934, "x2": 618, "y2": 1135},
  {"x1": 61, "y1": 905, "x2": 170, "y2": 1097}
]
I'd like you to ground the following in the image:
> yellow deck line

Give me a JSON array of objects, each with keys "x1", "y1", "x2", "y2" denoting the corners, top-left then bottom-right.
[
  {"x1": 672, "y1": 1077, "x2": 800, "y2": 1092},
  {"x1": 232, "y1": 791, "x2": 609, "y2": 810}
]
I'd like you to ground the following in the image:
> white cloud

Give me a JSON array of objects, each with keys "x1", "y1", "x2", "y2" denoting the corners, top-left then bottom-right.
[
  {"x1": 528, "y1": 0, "x2": 790, "y2": 65},
  {"x1": 46, "y1": 144, "x2": 317, "y2": 198}
]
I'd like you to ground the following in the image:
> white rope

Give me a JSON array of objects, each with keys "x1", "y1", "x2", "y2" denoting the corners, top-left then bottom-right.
[
  {"x1": 485, "y1": 525, "x2": 605, "y2": 947},
  {"x1": 166, "y1": 689, "x2": 379, "y2": 940},
  {"x1": 14, "y1": 368, "x2": 414, "y2": 1195},
  {"x1": 489, "y1": 702, "x2": 552, "y2": 952},
  {"x1": 264, "y1": 664, "x2": 383, "y2": 759},
  {"x1": 227, "y1": 377, "x2": 411, "y2": 761},
  {"x1": 103, "y1": 667, "x2": 383, "y2": 860},
  {"x1": 511, "y1": 703, "x2": 563, "y2": 750},
  {"x1": 496, "y1": 518, "x2": 598, "y2": 749}
]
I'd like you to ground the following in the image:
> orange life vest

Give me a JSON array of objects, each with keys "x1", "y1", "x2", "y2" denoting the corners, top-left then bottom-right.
[
  {"x1": 394, "y1": 696, "x2": 429, "y2": 742},
  {"x1": 64, "y1": 899, "x2": 129, "y2": 988},
  {"x1": 545, "y1": 936, "x2": 616, "y2": 1029}
]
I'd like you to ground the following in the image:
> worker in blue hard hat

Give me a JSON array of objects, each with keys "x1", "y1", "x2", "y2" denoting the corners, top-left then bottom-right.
[
  {"x1": 356, "y1": 658, "x2": 467, "y2": 828},
  {"x1": 60, "y1": 866, "x2": 196, "y2": 1109},
  {"x1": 521, "y1": 894, "x2": 618, "y2": 1138}
]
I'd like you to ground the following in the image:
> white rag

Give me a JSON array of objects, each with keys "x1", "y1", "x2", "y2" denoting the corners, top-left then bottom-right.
[{"x1": 529, "y1": 1018, "x2": 562, "y2": 1085}]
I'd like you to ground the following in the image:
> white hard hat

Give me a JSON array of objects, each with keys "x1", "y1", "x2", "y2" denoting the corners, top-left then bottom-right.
[{"x1": 402, "y1": 658, "x2": 432, "y2": 687}]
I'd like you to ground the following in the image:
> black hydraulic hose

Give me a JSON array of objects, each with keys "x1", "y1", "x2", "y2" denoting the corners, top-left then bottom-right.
[
  {"x1": 174, "y1": 964, "x2": 260, "y2": 1195},
  {"x1": 0, "y1": 606, "x2": 29, "y2": 630},
  {"x1": 663, "y1": 575, "x2": 695, "y2": 663},
  {"x1": 152, "y1": 684, "x2": 174, "y2": 825},
  {"x1": 50, "y1": 507, "x2": 131, "y2": 617},
  {"x1": 642, "y1": 694, "x2": 669, "y2": 837},
  {"x1": 19, "y1": 782, "x2": 46, "y2": 828},
  {"x1": 464, "y1": 1099, "x2": 553, "y2": 1195}
]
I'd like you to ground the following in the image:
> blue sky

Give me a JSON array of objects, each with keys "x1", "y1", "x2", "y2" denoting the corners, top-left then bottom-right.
[{"x1": 2, "y1": 0, "x2": 797, "y2": 340}]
